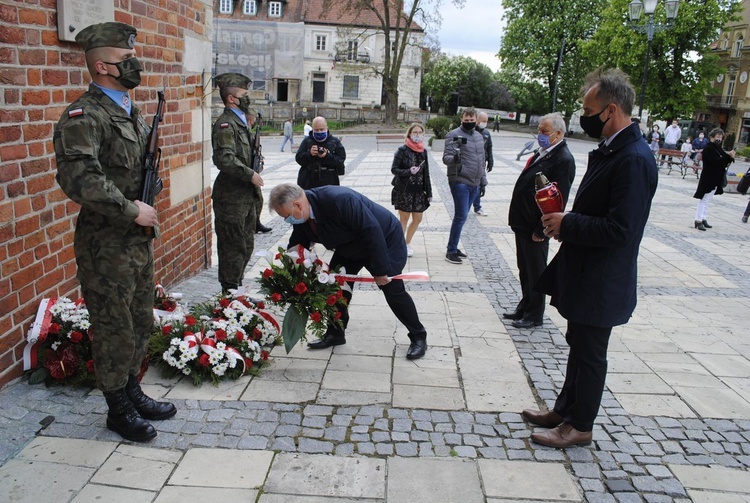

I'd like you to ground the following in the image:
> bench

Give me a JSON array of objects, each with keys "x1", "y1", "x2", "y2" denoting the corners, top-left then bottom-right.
[
  {"x1": 657, "y1": 148, "x2": 689, "y2": 177},
  {"x1": 376, "y1": 134, "x2": 404, "y2": 151}
]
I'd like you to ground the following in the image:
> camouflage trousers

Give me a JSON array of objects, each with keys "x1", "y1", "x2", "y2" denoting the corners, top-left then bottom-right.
[
  {"x1": 78, "y1": 242, "x2": 154, "y2": 392},
  {"x1": 254, "y1": 186, "x2": 264, "y2": 222},
  {"x1": 214, "y1": 194, "x2": 258, "y2": 291}
]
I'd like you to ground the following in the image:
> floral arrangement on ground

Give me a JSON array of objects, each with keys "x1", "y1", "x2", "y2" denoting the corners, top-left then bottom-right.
[
  {"x1": 149, "y1": 291, "x2": 280, "y2": 386},
  {"x1": 257, "y1": 245, "x2": 348, "y2": 353}
]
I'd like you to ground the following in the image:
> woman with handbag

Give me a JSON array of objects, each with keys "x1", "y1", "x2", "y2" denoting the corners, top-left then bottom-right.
[
  {"x1": 693, "y1": 128, "x2": 735, "y2": 230},
  {"x1": 391, "y1": 123, "x2": 432, "y2": 257}
]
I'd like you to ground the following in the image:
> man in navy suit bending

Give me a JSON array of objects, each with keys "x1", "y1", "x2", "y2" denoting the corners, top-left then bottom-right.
[
  {"x1": 522, "y1": 68, "x2": 658, "y2": 448},
  {"x1": 268, "y1": 183, "x2": 428, "y2": 360}
]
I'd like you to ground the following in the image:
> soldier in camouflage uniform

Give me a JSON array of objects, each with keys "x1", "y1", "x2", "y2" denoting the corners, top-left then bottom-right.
[
  {"x1": 54, "y1": 22, "x2": 176, "y2": 443},
  {"x1": 212, "y1": 73, "x2": 265, "y2": 293}
]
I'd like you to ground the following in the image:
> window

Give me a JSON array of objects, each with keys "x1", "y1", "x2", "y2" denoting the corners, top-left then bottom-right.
[
  {"x1": 230, "y1": 32, "x2": 243, "y2": 52},
  {"x1": 269, "y1": 1, "x2": 282, "y2": 17},
  {"x1": 343, "y1": 76, "x2": 359, "y2": 99},
  {"x1": 722, "y1": 35, "x2": 730, "y2": 50},
  {"x1": 315, "y1": 34, "x2": 327, "y2": 52},
  {"x1": 219, "y1": 0, "x2": 232, "y2": 14},
  {"x1": 734, "y1": 35, "x2": 744, "y2": 57},
  {"x1": 242, "y1": 0, "x2": 256, "y2": 15},
  {"x1": 726, "y1": 73, "x2": 736, "y2": 105},
  {"x1": 346, "y1": 41, "x2": 358, "y2": 61}
]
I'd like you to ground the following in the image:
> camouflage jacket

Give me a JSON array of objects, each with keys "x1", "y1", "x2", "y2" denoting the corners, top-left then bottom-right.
[{"x1": 211, "y1": 108, "x2": 257, "y2": 202}]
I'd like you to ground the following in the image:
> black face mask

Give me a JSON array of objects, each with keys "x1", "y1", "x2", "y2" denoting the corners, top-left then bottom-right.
[
  {"x1": 461, "y1": 121, "x2": 476, "y2": 131},
  {"x1": 579, "y1": 105, "x2": 611, "y2": 139},
  {"x1": 103, "y1": 57, "x2": 142, "y2": 89},
  {"x1": 713, "y1": 138, "x2": 723, "y2": 146}
]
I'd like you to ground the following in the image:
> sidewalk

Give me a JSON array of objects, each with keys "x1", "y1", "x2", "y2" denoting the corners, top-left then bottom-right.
[{"x1": 1, "y1": 132, "x2": 749, "y2": 502}]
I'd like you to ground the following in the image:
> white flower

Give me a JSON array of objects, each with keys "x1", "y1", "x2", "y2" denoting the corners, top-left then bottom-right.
[
  {"x1": 182, "y1": 367, "x2": 192, "y2": 375},
  {"x1": 51, "y1": 341, "x2": 61, "y2": 351},
  {"x1": 317, "y1": 272, "x2": 329, "y2": 284}
]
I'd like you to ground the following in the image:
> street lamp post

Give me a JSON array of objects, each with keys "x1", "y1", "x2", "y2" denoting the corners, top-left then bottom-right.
[{"x1": 629, "y1": 0, "x2": 680, "y2": 119}]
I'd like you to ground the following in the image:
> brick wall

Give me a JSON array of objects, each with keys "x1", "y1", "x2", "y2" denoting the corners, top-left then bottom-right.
[{"x1": 0, "y1": 0, "x2": 213, "y2": 388}]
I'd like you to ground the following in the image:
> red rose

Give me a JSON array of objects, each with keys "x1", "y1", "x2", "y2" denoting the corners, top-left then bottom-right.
[
  {"x1": 270, "y1": 293, "x2": 282, "y2": 302},
  {"x1": 336, "y1": 290, "x2": 344, "y2": 299},
  {"x1": 256, "y1": 301, "x2": 265, "y2": 309},
  {"x1": 326, "y1": 295, "x2": 337, "y2": 306},
  {"x1": 261, "y1": 350, "x2": 270, "y2": 361},
  {"x1": 275, "y1": 253, "x2": 282, "y2": 260},
  {"x1": 335, "y1": 311, "x2": 343, "y2": 320},
  {"x1": 235, "y1": 330, "x2": 245, "y2": 341},
  {"x1": 294, "y1": 282, "x2": 308, "y2": 294},
  {"x1": 215, "y1": 329, "x2": 227, "y2": 341},
  {"x1": 310, "y1": 312, "x2": 322, "y2": 323},
  {"x1": 244, "y1": 357, "x2": 253, "y2": 368},
  {"x1": 185, "y1": 315, "x2": 197, "y2": 326},
  {"x1": 213, "y1": 308, "x2": 221, "y2": 315},
  {"x1": 48, "y1": 323, "x2": 61, "y2": 335},
  {"x1": 162, "y1": 325, "x2": 172, "y2": 336},
  {"x1": 252, "y1": 328, "x2": 262, "y2": 340},
  {"x1": 69, "y1": 331, "x2": 84, "y2": 343},
  {"x1": 198, "y1": 354, "x2": 211, "y2": 367},
  {"x1": 263, "y1": 268, "x2": 274, "y2": 278},
  {"x1": 86, "y1": 359, "x2": 95, "y2": 374},
  {"x1": 219, "y1": 298, "x2": 230, "y2": 308}
]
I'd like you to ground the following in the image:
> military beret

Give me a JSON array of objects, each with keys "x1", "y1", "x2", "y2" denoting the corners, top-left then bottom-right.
[
  {"x1": 215, "y1": 73, "x2": 252, "y2": 90},
  {"x1": 75, "y1": 22, "x2": 137, "y2": 52}
]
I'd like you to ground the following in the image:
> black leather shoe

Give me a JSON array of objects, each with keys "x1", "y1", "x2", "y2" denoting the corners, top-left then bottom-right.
[
  {"x1": 701, "y1": 220, "x2": 712, "y2": 229},
  {"x1": 256, "y1": 223, "x2": 272, "y2": 233},
  {"x1": 104, "y1": 389, "x2": 157, "y2": 442},
  {"x1": 694, "y1": 220, "x2": 706, "y2": 231},
  {"x1": 456, "y1": 249, "x2": 468, "y2": 258},
  {"x1": 503, "y1": 310, "x2": 523, "y2": 320},
  {"x1": 406, "y1": 339, "x2": 427, "y2": 360},
  {"x1": 308, "y1": 333, "x2": 346, "y2": 349},
  {"x1": 126, "y1": 375, "x2": 177, "y2": 421},
  {"x1": 512, "y1": 319, "x2": 543, "y2": 329}
]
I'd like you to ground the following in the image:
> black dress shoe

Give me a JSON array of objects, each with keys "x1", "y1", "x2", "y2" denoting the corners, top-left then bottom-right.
[
  {"x1": 406, "y1": 339, "x2": 427, "y2": 360},
  {"x1": 512, "y1": 319, "x2": 542, "y2": 329},
  {"x1": 256, "y1": 223, "x2": 272, "y2": 233},
  {"x1": 503, "y1": 310, "x2": 523, "y2": 320},
  {"x1": 308, "y1": 332, "x2": 346, "y2": 349}
]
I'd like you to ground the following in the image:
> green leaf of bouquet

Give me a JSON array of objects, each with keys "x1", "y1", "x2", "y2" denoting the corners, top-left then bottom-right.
[
  {"x1": 28, "y1": 367, "x2": 50, "y2": 385},
  {"x1": 282, "y1": 308, "x2": 307, "y2": 353}
]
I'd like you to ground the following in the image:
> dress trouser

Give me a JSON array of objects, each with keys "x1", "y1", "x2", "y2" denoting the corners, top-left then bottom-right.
[
  {"x1": 515, "y1": 232, "x2": 548, "y2": 322},
  {"x1": 553, "y1": 321, "x2": 612, "y2": 432},
  {"x1": 326, "y1": 254, "x2": 426, "y2": 340}
]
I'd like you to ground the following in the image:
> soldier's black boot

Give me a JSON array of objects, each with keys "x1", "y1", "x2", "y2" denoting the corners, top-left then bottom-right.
[
  {"x1": 126, "y1": 374, "x2": 177, "y2": 420},
  {"x1": 256, "y1": 221, "x2": 272, "y2": 233},
  {"x1": 104, "y1": 388, "x2": 157, "y2": 442}
]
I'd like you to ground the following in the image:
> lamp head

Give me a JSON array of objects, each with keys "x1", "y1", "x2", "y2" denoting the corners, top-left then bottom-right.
[
  {"x1": 643, "y1": 0, "x2": 658, "y2": 14},
  {"x1": 665, "y1": 0, "x2": 680, "y2": 20},
  {"x1": 629, "y1": 0, "x2": 644, "y2": 22}
]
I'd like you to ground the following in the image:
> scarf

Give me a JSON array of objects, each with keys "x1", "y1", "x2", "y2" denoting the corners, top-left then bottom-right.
[{"x1": 405, "y1": 138, "x2": 424, "y2": 153}]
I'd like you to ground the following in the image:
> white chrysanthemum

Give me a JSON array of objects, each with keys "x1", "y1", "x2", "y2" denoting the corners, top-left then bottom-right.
[
  {"x1": 213, "y1": 362, "x2": 228, "y2": 376},
  {"x1": 216, "y1": 342, "x2": 226, "y2": 351},
  {"x1": 170, "y1": 338, "x2": 181, "y2": 346},
  {"x1": 178, "y1": 341, "x2": 192, "y2": 353},
  {"x1": 182, "y1": 367, "x2": 192, "y2": 375},
  {"x1": 75, "y1": 319, "x2": 91, "y2": 330},
  {"x1": 223, "y1": 307, "x2": 237, "y2": 319},
  {"x1": 51, "y1": 341, "x2": 61, "y2": 351}
]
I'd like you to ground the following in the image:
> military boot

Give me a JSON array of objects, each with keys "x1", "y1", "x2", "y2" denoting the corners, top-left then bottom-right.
[
  {"x1": 125, "y1": 374, "x2": 177, "y2": 420},
  {"x1": 104, "y1": 388, "x2": 157, "y2": 442}
]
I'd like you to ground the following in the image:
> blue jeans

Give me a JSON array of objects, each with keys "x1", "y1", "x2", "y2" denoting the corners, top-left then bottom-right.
[
  {"x1": 281, "y1": 135, "x2": 293, "y2": 152},
  {"x1": 447, "y1": 182, "x2": 479, "y2": 254},
  {"x1": 473, "y1": 191, "x2": 482, "y2": 212}
]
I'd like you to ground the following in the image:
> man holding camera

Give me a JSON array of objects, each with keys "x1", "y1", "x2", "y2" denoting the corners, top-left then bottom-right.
[
  {"x1": 295, "y1": 116, "x2": 346, "y2": 189},
  {"x1": 442, "y1": 107, "x2": 487, "y2": 264}
]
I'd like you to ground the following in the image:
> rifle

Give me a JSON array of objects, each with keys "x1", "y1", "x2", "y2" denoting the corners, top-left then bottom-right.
[
  {"x1": 250, "y1": 111, "x2": 264, "y2": 174},
  {"x1": 140, "y1": 90, "x2": 165, "y2": 235}
]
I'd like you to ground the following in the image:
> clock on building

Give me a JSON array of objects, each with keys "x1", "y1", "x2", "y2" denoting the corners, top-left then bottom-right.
[{"x1": 717, "y1": 74, "x2": 724, "y2": 83}]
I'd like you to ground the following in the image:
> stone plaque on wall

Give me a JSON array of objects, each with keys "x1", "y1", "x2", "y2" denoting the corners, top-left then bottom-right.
[{"x1": 57, "y1": 0, "x2": 115, "y2": 42}]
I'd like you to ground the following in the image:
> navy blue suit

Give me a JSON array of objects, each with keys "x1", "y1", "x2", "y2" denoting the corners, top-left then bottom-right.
[
  {"x1": 536, "y1": 122, "x2": 658, "y2": 431},
  {"x1": 288, "y1": 186, "x2": 426, "y2": 340}
]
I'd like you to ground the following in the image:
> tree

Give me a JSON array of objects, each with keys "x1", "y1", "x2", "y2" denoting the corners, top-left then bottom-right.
[
  {"x1": 499, "y1": 0, "x2": 606, "y2": 116},
  {"x1": 421, "y1": 55, "x2": 506, "y2": 114},
  {"x1": 582, "y1": 0, "x2": 741, "y2": 121},
  {"x1": 323, "y1": 0, "x2": 466, "y2": 123},
  {"x1": 497, "y1": 67, "x2": 547, "y2": 116}
]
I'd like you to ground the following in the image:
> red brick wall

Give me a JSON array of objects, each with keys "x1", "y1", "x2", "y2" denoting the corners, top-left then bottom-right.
[{"x1": 0, "y1": 0, "x2": 212, "y2": 388}]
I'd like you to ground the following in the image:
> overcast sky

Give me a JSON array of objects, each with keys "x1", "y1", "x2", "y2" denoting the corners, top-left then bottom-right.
[{"x1": 434, "y1": 0, "x2": 505, "y2": 72}]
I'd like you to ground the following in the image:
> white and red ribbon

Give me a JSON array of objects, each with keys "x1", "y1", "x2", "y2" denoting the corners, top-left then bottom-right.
[
  {"x1": 183, "y1": 331, "x2": 246, "y2": 373},
  {"x1": 333, "y1": 271, "x2": 430, "y2": 283},
  {"x1": 23, "y1": 298, "x2": 58, "y2": 371}
]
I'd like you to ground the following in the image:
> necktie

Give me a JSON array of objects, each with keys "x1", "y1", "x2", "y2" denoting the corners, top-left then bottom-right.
[{"x1": 524, "y1": 152, "x2": 539, "y2": 171}]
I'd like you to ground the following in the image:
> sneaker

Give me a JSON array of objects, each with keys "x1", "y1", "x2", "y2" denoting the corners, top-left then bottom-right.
[
  {"x1": 445, "y1": 253, "x2": 462, "y2": 264},
  {"x1": 475, "y1": 209, "x2": 487, "y2": 216},
  {"x1": 406, "y1": 245, "x2": 414, "y2": 257},
  {"x1": 456, "y1": 249, "x2": 468, "y2": 258}
]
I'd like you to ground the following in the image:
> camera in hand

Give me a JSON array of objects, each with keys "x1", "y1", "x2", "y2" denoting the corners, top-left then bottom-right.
[
  {"x1": 317, "y1": 147, "x2": 327, "y2": 156},
  {"x1": 452, "y1": 136, "x2": 468, "y2": 145}
]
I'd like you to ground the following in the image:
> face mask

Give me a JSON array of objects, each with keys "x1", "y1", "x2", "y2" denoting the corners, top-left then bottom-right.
[
  {"x1": 235, "y1": 95, "x2": 252, "y2": 114},
  {"x1": 461, "y1": 121, "x2": 476, "y2": 131},
  {"x1": 478, "y1": 122, "x2": 487, "y2": 130},
  {"x1": 579, "y1": 105, "x2": 611, "y2": 139},
  {"x1": 284, "y1": 208, "x2": 306, "y2": 225},
  {"x1": 537, "y1": 133, "x2": 552, "y2": 150},
  {"x1": 313, "y1": 131, "x2": 328, "y2": 142},
  {"x1": 713, "y1": 138, "x2": 723, "y2": 146},
  {"x1": 699, "y1": 134, "x2": 705, "y2": 139},
  {"x1": 410, "y1": 134, "x2": 424, "y2": 143},
  {"x1": 103, "y1": 57, "x2": 142, "y2": 89}
]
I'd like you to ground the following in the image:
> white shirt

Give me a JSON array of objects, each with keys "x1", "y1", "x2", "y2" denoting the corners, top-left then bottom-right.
[
  {"x1": 664, "y1": 124, "x2": 681, "y2": 144},
  {"x1": 304, "y1": 124, "x2": 313, "y2": 137}
]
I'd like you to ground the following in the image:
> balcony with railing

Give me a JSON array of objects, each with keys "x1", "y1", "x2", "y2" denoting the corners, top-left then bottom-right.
[{"x1": 706, "y1": 94, "x2": 739, "y2": 109}]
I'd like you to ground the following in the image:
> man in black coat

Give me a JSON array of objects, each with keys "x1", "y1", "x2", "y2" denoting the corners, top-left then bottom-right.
[
  {"x1": 522, "y1": 69, "x2": 658, "y2": 448},
  {"x1": 268, "y1": 183, "x2": 428, "y2": 359},
  {"x1": 506, "y1": 112, "x2": 576, "y2": 329},
  {"x1": 295, "y1": 116, "x2": 346, "y2": 189}
]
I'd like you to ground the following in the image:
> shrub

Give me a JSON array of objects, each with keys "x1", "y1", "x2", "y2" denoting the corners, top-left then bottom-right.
[
  {"x1": 427, "y1": 116, "x2": 452, "y2": 139},
  {"x1": 738, "y1": 146, "x2": 750, "y2": 158}
]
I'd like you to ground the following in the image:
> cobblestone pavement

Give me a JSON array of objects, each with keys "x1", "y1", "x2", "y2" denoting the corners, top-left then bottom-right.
[{"x1": 1, "y1": 132, "x2": 749, "y2": 502}]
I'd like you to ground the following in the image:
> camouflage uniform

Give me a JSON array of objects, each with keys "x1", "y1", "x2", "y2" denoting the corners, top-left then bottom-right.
[
  {"x1": 212, "y1": 103, "x2": 260, "y2": 292},
  {"x1": 54, "y1": 41, "x2": 154, "y2": 394}
]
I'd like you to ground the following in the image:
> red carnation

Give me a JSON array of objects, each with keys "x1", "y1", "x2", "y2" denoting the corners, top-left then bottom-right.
[
  {"x1": 263, "y1": 268, "x2": 274, "y2": 278},
  {"x1": 326, "y1": 295, "x2": 337, "y2": 306},
  {"x1": 275, "y1": 253, "x2": 282, "y2": 260},
  {"x1": 336, "y1": 290, "x2": 344, "y2": 299},
  {"x1": 310, "y1": 312, "x2": 322, "y2": 323},
  {"x1": 261, "y1": 350, "x2": 270, "y2": 361},
  {"x1": 219, "y1": 298, "x2": 230, "y2": 308},
  {"x1": 69, "y1": 331, "x2": 84, "y2": 344},
  {"x1": 271, "y1": 293, "x2": 282, "y2": 302},
  {"x1": 335, "y1": 311, "x2": 343, "y2": 320},
  {"x1": 215, "y1": 329, "x2": 227, "y2": 341},
  {"x1": 256, "y1": 301, "x2": 265, "y2": 309},
  {"x1": 48, "y1": 323, "x2": 61, "y2": 335},
  {"x1": 198, "y1": 354, "x2": 211, "y2": 367},
  {"x1": 336, "y1": 276, "x2": 346, "y2": 285},
  {"x1": 244, "y1": 357, "x2": 253, "y2": 368},
  {"x1": 185, "y1": 315, "x2": 197, "y2": 326},
  {"x1": 235, "y1": 330, "x2": 245, "y2": 341},
  {"x1": 294, "y1": 282, "x2": 308, "y2": 294},
  {"x1": 162, "y1": 325, "x2": 172, "y2": 336},
  {"x1": 86, "y1": 359, "x2": 95, "y2": 374},
  {"x1": 252, "y1": 328, "x2": 262, "y2": 340}
]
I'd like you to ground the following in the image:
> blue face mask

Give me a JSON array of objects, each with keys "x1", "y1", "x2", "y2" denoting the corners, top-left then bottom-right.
[
  {"x1": 284, "y1": 213, "x2": 306, "y2": 225},
  {"x1": 313, "y1": 131, "x2": 328, "y2": 142},
  {"x1": 537, "y1": 133, "x2": 552, "y2": 149}
]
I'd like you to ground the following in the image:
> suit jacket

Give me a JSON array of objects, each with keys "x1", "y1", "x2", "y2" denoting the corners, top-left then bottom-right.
[
  {"x1": 536, "y1": 122, "x2": 658, "y2": 328},
  {"x1": 508, "y1": 140, "x2": 576, "y2": 237},
  {"x1": 287, "y1": 186, "x2": 406, "y2": 276}
]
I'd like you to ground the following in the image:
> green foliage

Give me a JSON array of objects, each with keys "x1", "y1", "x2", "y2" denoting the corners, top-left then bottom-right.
[
  {"x1": 737, "y1": 146, "x2": 750, "y2": 158},
  {"x1": 427, "y1": 116, "x2": 453, "y2": 139},
  {"x1": 497, "y1": 67, "x2": 549, "y2": 116},
  {"x1": 422, "y1": 55, "x2": 506, "y2": 114}
]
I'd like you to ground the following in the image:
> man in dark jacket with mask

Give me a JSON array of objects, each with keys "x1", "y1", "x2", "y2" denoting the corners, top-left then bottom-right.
[
  {"x1": 523, "y1": 68, "x2": 657, "y2": 448},
  {"x1": 295, "y1": 116, "x2": 346, "y2": 189},
  {"x1": 212, "y1": 73, "x2": 265, "y2": 293},
  {"x1": 269, "y1": 183, "x2": 428, "y2": 359}
]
